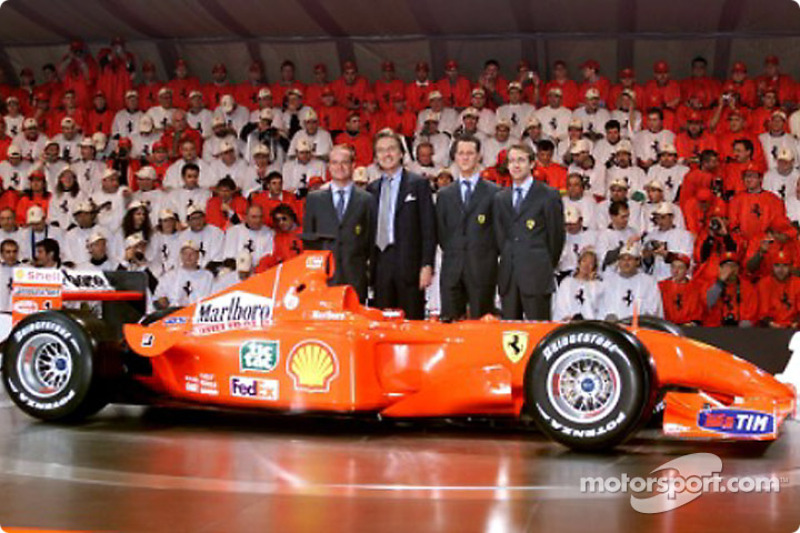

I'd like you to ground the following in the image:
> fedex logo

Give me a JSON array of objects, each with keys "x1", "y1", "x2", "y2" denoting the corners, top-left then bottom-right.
[
  {"x1": 697, "y1": 409, "x2": 774, "y2": 436},
  {"x1": 229, "y1": 376, "x2": 279, "y2": 401}
]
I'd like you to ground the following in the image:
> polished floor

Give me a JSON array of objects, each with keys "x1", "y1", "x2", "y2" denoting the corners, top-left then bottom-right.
[{"x1": 0, "y1": 390, "x2": 797, "y2": 533}]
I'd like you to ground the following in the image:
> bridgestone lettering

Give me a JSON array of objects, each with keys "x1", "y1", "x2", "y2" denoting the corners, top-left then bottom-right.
[{"x1": 542, "y1": 333, "x2": 622, "y2": 360}]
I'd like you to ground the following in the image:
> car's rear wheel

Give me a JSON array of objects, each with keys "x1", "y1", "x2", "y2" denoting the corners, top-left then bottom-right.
[
  {"x1": 525, "y1": 322, "x2": 655, "y2": 452},
  {"x1": 2, "y1": 311, "x2": 110, "y2": 422}
]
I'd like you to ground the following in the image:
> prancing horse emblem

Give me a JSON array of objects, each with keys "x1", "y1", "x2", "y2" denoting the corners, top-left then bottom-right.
[{"x1": 502, "y1": 331, "x2": 529, "y2": 364}]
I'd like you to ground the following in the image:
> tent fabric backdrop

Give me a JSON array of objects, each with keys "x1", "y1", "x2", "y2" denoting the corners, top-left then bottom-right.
[{"x1": 0, "y1": 0, "x2": 799, "y2": 86}]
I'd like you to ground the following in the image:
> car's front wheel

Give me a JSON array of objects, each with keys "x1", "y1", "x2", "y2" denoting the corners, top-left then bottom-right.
[
  {"x1": 525, "y1": 322, "x2": 654, "y2": 452},
  {"x1": 2, "y1": 311, "x2": 110, "y2": 422}
]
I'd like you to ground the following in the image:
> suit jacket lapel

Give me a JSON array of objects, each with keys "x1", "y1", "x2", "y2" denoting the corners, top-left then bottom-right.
[
  {"x1": 394, "y1": 171, "x2": 410, "y2": 220},
  {"x1": 341, "y1": 188, "x2": 360, "y2": 227},
  {"x1": 464, "y1": 179, "x2": 484, "y2": 215},
  {"x1": 514, "y1": 182, "x2": 537, "y2": 220}
]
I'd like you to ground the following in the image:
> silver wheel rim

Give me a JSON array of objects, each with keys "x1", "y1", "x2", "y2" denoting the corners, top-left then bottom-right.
[
  {"x1": 546, "y1": 347, "x2": 621, "y2": 424},
  {"x1": 16, "y1": 333, "x2": 73, "y2": 398}
]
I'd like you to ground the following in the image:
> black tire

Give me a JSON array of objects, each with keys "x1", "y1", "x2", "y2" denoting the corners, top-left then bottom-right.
[
  {"x1": 524, "y1": 321, "x2": 655, "y2": 452},
  {"x1": 2, "y1": 311, "x2": 110, "y2": 422}
]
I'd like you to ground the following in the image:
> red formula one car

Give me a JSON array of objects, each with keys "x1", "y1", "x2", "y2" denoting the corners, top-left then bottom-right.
[{"x1": 2, "y1": 252, "x2": 796, "y2": 451}]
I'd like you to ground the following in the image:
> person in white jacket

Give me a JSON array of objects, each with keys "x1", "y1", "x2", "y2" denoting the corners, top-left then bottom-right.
[
  {"x1": 552, "y1": 246, "x2": 605, "y2": 321},
  {"x1": 598, "y1": 242, "x2": 663, "y2": 320}
]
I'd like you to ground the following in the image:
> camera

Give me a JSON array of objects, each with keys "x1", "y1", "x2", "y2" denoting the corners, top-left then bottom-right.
[
  {"x1": 709, "y1": 218, "x2": 723, "y2": 233},
  {"x1": 646, "y1": 240, "x2": 665, "y2": 251}
]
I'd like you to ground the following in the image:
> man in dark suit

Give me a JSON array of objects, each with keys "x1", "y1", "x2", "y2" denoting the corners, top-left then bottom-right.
[
  {"x1": 303, "y1": 144, "x2": 373, "y2": 302},
  {"x1": 494, "y1": 143, "x2": 565, "y2": 320},
  {"x1": 368, "y1": 129, "x2": 436, "y2": 319},
  {"x1": 436, "y1": 135, "x2": 500, "y2": 320}
]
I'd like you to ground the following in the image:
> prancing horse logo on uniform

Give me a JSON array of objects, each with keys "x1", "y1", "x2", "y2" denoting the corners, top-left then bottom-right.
[{"x1": 502, "y1": 331, "x2": 529, "y2": 364}]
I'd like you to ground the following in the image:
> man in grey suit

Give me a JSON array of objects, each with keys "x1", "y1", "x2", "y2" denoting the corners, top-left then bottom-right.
[
  {"x1": 302, "y1": 144, "x2": 373, "y2": 302},
  {"x1": 494, "y1": 143, "x2": 565, "y2": 320},
  {"x1": 436, "y1": 135, "x2": 500, "y2": 320}
]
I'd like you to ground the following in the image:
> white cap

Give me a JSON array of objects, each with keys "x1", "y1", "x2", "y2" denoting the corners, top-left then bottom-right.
[
  {"x1": 86, "y1": 231, "x2": 107, "y2": 247},
  {"x1": 257, "y1": 88, "x2": 272, "y2": 99},
  {"x1": 660, "y1": 143, "x2": 677, "y2": 155},
  {"x1": 645, "y1": 178, "x2": 664, "y2": 190},
  {"x1": 564, "y1": 205, "x2": 582, "y2": 224},
  {"x1": 495, "y1": 118, "x2": 512, "y2": 129},
  {"x1": 79, "y1": 137, "x2": 94, "y2": 148},
  {"x1": 125, "y1": 232, "x2": 146, "y2": 248},
  {"x1": 127, "y1": 200, "x2": 146, "y2": 212},
  {"x1": 212, "y1": 114, "x2": 226, "y2": 127},
  {"x1": 619, "y1": 242, "x2": 641, "y2": 258},
  {"x1": 216, "y1": 140, "x2": 236, "y2": 155},
  {"x1": 181, "y1": 239, "x2": 200, "y2": 251},
  {"x1": 23, "y1": 118, "x2": 37, "y2": 129},
  {"x1": 6, "y1": 144, "x2": 21, "y2": 157},
  {"x1": 237, "y1": 252, "x2": 252, "y2": 272},
  {"x1": 252, "y1": 144, "x2": 270, "y2": 157},
  {"x1": 585, "y1": 88, "x2": 600, "y2": 99},
  {"x1": 58, "y1": 165, "x2": 74, "y2": 177},
  {"x1": 158, "y1": 87, "x2": 172, "y2": 97},
  {"x1": 615, "y1": 139, "x2": 633, "y2": 154},
  {"x1": 301, "y1": 108, "x2": 318, "y2": 122},
  {"x1": 259, "y1": 108, "x2": 274, "y2": 121},
  {"x1": 135, "y1": 166, "x2": 157, "y2": 180},
  {"x1": 189, "y1": 90, "x2": 203, "y2": 99},
  {"x1": 60, "y1": 117, "x2": 75, "y2": 128},
  {"x1": 296, "y1": 139, "x2": 313, "y2": 153},
  {"x1": 139, "y1": 115, "x2": 154, "y2": 133},
  {"x1": 420, "y1": 109, "x2": 440, "y2": 123},
  {"x1": 568, "y1": 118, "x2": 583, "y2": 129},
  {"x1": 102, "y1": 168, "x2": 120, "y2": 181},
  {"x1": 777, "y1": 148, "x2": 795, "y2": 161},
  {"x1": 462, "y1": 107, "x2": 479, "y2": 118},
  {"x1": 609, "y1": 177, "x2": 629, "y2": 189},
  {"x1": 220, "y1": 94, "x2": 235, "y2": 113},
  {"x1": 187, "y1": 204, "x2": 205, "y2": 217},
  {"x1": 159, "y1": 208, "x2": 177, "y2": 220},
  {"x1": 570, "y1": 139, "x2": 591, "y2": 155},
  {"x1": 525, "y1": 115, "x2": 541, "y2": 128},
  {"x1": 353, "y1": 166, "x2": 368, "y2": 184},
  {"x1": 26, "y1": 205, "x2": 44, "y2": 224},
  {"x1": 428, "y1": 90, "x2": 443, "y2": 101},
  {"x1": 72, "y1": 200, "x2": 94, "y2": 215},
  {"x1": 125, "y1": 90, "x2": 138, "y2": 99},
  {"x1": 654, "y1": 202, "x2": 674, "y2": 216}
]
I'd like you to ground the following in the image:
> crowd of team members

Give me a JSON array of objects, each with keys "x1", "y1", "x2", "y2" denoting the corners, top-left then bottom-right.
[{"x1": 1, "y1": 37, "x2": 800, "y2": 326}]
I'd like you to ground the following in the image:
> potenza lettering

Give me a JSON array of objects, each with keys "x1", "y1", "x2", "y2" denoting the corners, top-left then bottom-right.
[{"x1": 193, "y1": 291, "x2": 274, "y2": 334}]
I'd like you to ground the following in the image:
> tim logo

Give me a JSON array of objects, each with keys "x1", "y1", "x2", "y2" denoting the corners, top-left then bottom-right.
[{"x1": 697, "y1": 409, "x2": 774, "y2": 436}]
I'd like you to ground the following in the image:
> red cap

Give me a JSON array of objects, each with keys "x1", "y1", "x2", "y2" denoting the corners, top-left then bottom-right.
[
  {"x1": 175, "y1": 58, "x2": 188, "y2": 68},
  {"x1": 646, "y1": 92, "x2": 663, "y2": 106},
  {"x1": 720, "y1": 251, "x2": 739, "y2": 265},
  {"x1": 765, "y1": 55, "x2": 779, "y2": 65},
  {"x1": 653, "y1": 60, "x2": 670, "y2": 74},
  {"x1": 391, "y1": 92, "x2": 405, "y2": 103},
  {"x1": 342, "y1": 61, "x2": 357, "y2": 72},
  {"x1": 20, "y1": 67, "x2": 34, "y2": 77},
  {"x1": 445, "y1": 60, "x2": 458, "y2": 71},
  {"x1": 362, "y1": 92, "x2": 377, "y2": 103},
  {"x1": 553, "y1": 59, "x2": 567, "y2": 68},
  {"x1": 619, "y1": 67, "x2": 635, "y2": 78},
  {"x1": 517, "y1": 59, "x2": 530, "y2": 71},
  {"x1": 308, "y1": 176, "x2": 324, "y2": 187},
  {"x1": 722, "y1": 81, "x2": 738, "y2": 93},
  {"x1": 321, "y1": 87, "x2": 334, "y2": 97},
  {"x1": 709, "y1": 204, "x2": 728, "y2": 218},
  {"x1": 689, "y1": 89, "x2": 707, "y2": 102},
  {"x1": 728, "y1": 109, "x2": 744, "y2": 119},
  {"x1": 249, "y1": 61, "x2": 263, "y2": 73},
  {"x1": 672, "y1": 253, "x2": 691, "y2": 267},
  {"x1": 687, "y1": 110, "x2": 703, "y2": 122},
  {"x1": 774, "y1": 250, "x2": 792, "y2": 265},
  {"x1": 381, "y1": 61, "x2": 395, "y2": 72},
  {"x1": 69, "y1": 39, "x2": 85, "y2": 52},
  {"x1": 314, "y1": 63, "x2": 327, "y2": 73},
  {"x1": 111, "y1": 36, "x2": 125, "y2": 46},
  {"x1": 580, "y1": 59, "x2": 600, "y2": 71},
  {"x1": 732, "y1": 61, "x2": 747, "y2": 73},
  {"x1": 142, "y1": 61, "x2": 156, "y2": 72},
  {"x1": 212, "y1": 63, "x2": 226, "y2": 74},
  {"x1": 34, "y1": 90, "x2": 49, "y2": 101},
  {"x1": 152, "y1": 140, "x2": 167, "y2": 152},
  {"x1": 29, "y1": 169, "x2": 45, "y2": 179},
  {"x1": 415, "y1": 61, "x2": 430, "y2": 72},
  {"x1": 117, "y1": 137, "x2": 133, "y2": 148},
  {"x1": 742, "y1": 161, "x2": 763, "y2": 176},
  {"x1": 496, "y1": 149, "x2": 508, "y2": 166}
]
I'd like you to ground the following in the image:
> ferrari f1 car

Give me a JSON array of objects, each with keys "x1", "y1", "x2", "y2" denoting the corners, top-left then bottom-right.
[{"x1": 2, "y1": 252, "x2": 796, "y2": 451}]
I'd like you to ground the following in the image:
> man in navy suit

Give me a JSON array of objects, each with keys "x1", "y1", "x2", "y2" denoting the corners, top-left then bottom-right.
[
  {"x1": 494, "y1": 143, "x2": 565, "y2": 319},
  {"x1": 368, "y1": 129, "x2": 436, "y2": 319}
]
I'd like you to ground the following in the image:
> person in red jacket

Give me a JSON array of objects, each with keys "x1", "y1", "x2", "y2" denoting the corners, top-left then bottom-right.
[
  {"x1": 658, "y1": 253, "x2": 703, "y2": 325},
  {"x1": 305, "y1": 63, "x2": 332, "y2": 110},
  {"x1": 722, "y1": 139, "x2": 766, "y2": 198},
  {"x1": 724, "y1": 61, "x2": 758, "y2": 109},
  {"x1": 542, "y1": 60, "x2": 579, "y2": 109},
  {"x1": 316, "y1": 88, "x2": 348, "y2": 134},
  {"x1": 607, "y1": 68, "x2": 644, "y2": 111},
  {"x1": 679, "y1": 56, "x2": 720, "y2": 108},
  {"x1": 702, "y1": 251, "x2": 759, "y2": 326},
  {"x1": 56, "y1": 40, "x2": 98, "y2": 110},
  {"x1": 749, "y1": 88, "x2": 782, "y2": 135},
  {"x1": 716, "y1": 111, "x2": 766, "y2": 165},
  {"x1": 533, "y1": 140, "x2": 568, "y2": 192},
  {"x1": 15, "y1": 170, "x2": 50, "y2": 224},
  {"x1": 405, "y1": 61, "x2": 435, "y2": 114},
  {"x1": 236, "y1": 61, "x2": 268, "y2": 111},
  {"x1": 728, "y1": 163, "x2": 787, "y2": 240},
  {"x1": 383, "y1": 93, "x2": 416, "y2": 138},
  {"x1": 95, "y1": 37, "x2": 136, "y2": 112},
  {"x1": 332, "y1": 61, "x2": 369, "y2": 112},
  {"x1": 360, "y1": 93, "x2": 385, "y2": 137},
  {"x1": 680, "y1": 149, "x2": 724, "y2": 208},
  {"x1": 436, "y1": 59, "x2": 472, "y2": 110},
  {"x1": 754, "y1": 55, "x2": 795, "y2": 106},
  {"x1": 334, "y1": 112, "x2": 373, "y2": 168},
  {"x1": 136, "y1": 61, "x2": 163, "y2": 111},
  {"x1": 643, "y1": 60, "x2": 681, "y2": 110},
  {"x1": 205, "y1": 176, "x2": 247, "y2": 231},
  {"x1": 249, "y1": 172, "x2": 298, "y2": 227},
  {"x1": 675, "y1": 111, "x2": 718, "y2": 166},
  {"x1": 86, "y1": 91, "x2": 114, "y2": 136},
  {"x1": 757, "y1": 251, "x2": 800, "y2": 327},
  {"x1": 167, "y1": 59, "x2": 201, "y2": 110},
  {"x1": 577, "y1": 59, "x2": 611, "y2": 108},
  {"x1": 270, "y1": 60, "x2": 305, "y2": 107},
  {"x1": 203, "y1": 63, "x2": 233, "y2": 111},
  {"x1": 744, "y1": 218, "x2": 800, "y2": 281}
]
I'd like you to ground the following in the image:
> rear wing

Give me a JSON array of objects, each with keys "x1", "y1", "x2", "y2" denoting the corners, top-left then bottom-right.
[{"x1": 9, "y1": 267, "x2": 148, "y2": 338}]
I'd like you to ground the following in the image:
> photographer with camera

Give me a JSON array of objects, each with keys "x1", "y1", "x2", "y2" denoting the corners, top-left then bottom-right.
[
  {"x1": 641, "y1": 202, "x2": 694, "y2": 281},
  {"x1": 744, "y1": 218, "x2": 800, "y2": 281},
  {"x1": 692, "y1": 204, "x2": 742, "y2": 284},
  {"x1": 702, "y1": 251, "x2": 758, "y2": 327}
]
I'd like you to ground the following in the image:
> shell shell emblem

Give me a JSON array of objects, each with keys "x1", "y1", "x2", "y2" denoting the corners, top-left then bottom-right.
[{"x1": 287, "y1": 340, "x2": 339, "y2": 392}]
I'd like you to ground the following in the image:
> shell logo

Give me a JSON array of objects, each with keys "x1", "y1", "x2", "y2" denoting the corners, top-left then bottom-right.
[{"x1": 287, "y1": 340, "x2": 339, "y2": 392}]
